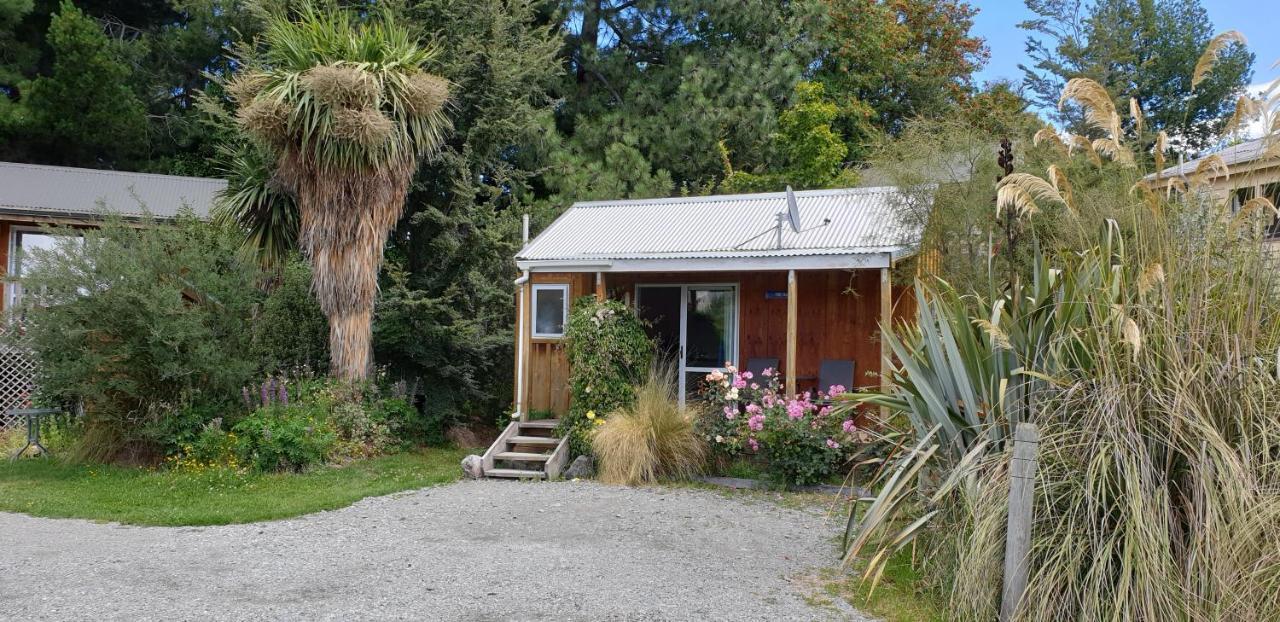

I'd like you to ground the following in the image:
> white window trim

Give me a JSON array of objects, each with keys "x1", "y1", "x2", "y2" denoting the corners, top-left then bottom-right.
[{"x1": 531, "y1": 283, "x2": 570, "y2": 339}]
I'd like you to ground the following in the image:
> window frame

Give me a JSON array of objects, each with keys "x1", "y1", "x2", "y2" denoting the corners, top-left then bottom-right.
[
  {"x1": 531, "y1": 283, "x2": 570, "y2": 339},
  {"x1": 7, "y1": 226, "x2": 84, "y2": 310}
]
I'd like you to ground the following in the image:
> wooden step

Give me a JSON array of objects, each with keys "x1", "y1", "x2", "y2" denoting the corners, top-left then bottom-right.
[
  {"x1": 484, "y1": 468, "x2": 545, "y2": 479},
  {"x1": 508, "y1": 435, "x2": 560, "y2": 446},
  {"x1": 495, "y1": 451, "x2": 551, "y2": 462},
  {"x1": 519, "y1": 419, "x2": 560, "y2": 429}
]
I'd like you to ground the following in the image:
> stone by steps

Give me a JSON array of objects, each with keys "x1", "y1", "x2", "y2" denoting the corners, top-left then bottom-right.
[{"x1": 480, "y1": 419, "x2": 569, "y2": 480}]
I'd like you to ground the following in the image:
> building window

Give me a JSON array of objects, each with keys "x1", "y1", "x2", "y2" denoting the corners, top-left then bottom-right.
[
  {"x1": 532, "y1": 284, "x2": 569, "y2": 338},
  {"x1": 7, "y1": 228, "x2": 82, "y2": 309}
]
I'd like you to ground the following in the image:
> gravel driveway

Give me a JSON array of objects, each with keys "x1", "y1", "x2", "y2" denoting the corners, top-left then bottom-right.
[{"x1": 0, "y1": 480, "x2": 869, "y2": 621}]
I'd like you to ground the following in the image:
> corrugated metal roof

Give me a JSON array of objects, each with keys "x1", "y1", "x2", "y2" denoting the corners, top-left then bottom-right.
[
  {"x1": 517, "y1": 186, "x2": 921, "y2": 263},
  {"x1": 0, "y1": 161, "x2": 226, "y2": 219},
  {"x1": 1146, "y1": 137, "x2": 1278, "y2": 180}
]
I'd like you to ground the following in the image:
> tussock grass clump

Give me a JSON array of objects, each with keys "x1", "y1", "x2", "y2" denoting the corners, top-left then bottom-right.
[{"x1": 593, "y1": 371, "x2": 705, "y2": 486}]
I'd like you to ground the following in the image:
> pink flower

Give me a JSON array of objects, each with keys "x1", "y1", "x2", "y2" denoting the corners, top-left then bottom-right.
[
  {"x1": 817, "y1": 406, "x2": 830, "y2": 417},
  {"x1": 732, "y1": 377, "x2": 748, "y2": 389},
  {"x1": 842, "y1": 419, "x2": 857, "y2": 434},
  {"x1": 745, "y1": 403, "x2": 762, "y2": 415},
  {"x1": 826, "y1": 438, "x2": 841, "y2": 450},
  {"x1": 786, "y1": 401, "x2": 805, "y2": 420},
  {"x1": 748, "y1": 437, "x2": 760, "y2": 452},
  {"x1": 828, "y1": 384, "x2": 847, "y2": 397},
  {"x1": 741, "y1": 371, "x2": 754, "y2": 380},
  {"x1": 748, "y1": 414, "x2": 765, "y2": 431},
  {"x1": 723, "y1": 405, "x2": 737, "y2": 420},
  {"x1": 762, "y1": 394, "x2": 775, "y2": 408},
  {"x1": 761, "y1": 367, "x2": 773, "y2": 377},
  {"x1": 750, "y1": 383, "x2": 759, "y2": 390}
]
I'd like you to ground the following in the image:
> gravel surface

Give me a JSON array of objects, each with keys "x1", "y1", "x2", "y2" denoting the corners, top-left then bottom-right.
[{"x1": 0, "y1": 480, "x2": 870, "y2": 621}]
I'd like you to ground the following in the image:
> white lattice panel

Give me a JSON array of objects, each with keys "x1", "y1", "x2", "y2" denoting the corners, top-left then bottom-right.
[{"x1": 0, "y1": 324, "x2": 36, "y2": 428}]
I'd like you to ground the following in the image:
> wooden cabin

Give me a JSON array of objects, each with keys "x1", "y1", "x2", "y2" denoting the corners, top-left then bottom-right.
[{"x1": 510, "y1": 187, "x2": 923, "y2": 417}]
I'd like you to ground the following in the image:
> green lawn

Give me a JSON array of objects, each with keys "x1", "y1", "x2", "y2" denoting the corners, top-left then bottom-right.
[
  {"x1": 823, "y1": 549, "x2": 947, "y2": 622},
  {"x1": 0, "y1": 447, "x2": 469, "y2": 526}
]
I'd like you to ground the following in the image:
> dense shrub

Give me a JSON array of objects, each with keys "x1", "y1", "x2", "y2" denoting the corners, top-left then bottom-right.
[
  {"x1": 561, "y1": 297, "x2": 654, "y2": 456},
  {"x1": 698, "y1": 364, "x2": 861, "y2": 487},
  {"x1": 592, "y1": 371, "x2": 704, "y2": 485},
  {"x1": 232, "y1": 402, "x2": 337, "y2": 472},
  {"x1": 14, "y1": 215, "x2": 262, "y2": 462},
  {"x1": 252, "y1": 257, "x2": 329, "y2": 373}
]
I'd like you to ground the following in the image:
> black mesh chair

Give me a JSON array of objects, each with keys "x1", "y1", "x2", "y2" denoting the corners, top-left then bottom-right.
[
  {"x1": 818, "y1": 359, "x2": 855, "y2": 396},
  {"x1": 745, "y1": 357, "x2": 779, "y2": 379}
]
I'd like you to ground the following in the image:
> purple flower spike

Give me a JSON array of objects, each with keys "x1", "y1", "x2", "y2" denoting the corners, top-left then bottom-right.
[
  {"x1": 260, "y1": 380, "x2": 270, "y2": 408},
  {"x1": 278, "y1": 378, "x2": 288, "y2": 406}
]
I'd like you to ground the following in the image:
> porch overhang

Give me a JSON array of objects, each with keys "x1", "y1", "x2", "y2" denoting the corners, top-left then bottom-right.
[{"x1": 516, "y1": 249, "x2": 911, "y2": 273}]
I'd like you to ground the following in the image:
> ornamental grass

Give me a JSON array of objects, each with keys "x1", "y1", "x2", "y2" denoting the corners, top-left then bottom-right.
[{"x1": 593, "y1": 370, "x2": 705, "y2": 486}]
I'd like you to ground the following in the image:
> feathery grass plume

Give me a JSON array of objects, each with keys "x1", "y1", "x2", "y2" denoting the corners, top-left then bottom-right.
[
  {"x1": 1033, "y1": 126, "x2": 1069, "y2": 155},
  {"x1": 1060, "y1": 77, "x2": 1121, "y2": 138},
  {"x1": 1092, "y1": 137, "x2": 1135, "y2": 167},
  {"x1": 973, "y1": 319, "x2": 1012, "y2": 349},
  {"x1": 1068, "y1": 134, "x2": 1103, "y2": 167},
  {"x1": 1047, "y1": 165, "x2": 1076, "y2": 213},
  {"x1": 301, "y1": 65, "x2": 379, "y2": 109},
  {"x1": 1231, "y1": 196, "x2": 1280, "y2": 233},
  {"x1": 1129, "y1": 97, "x2": 1144, "y2": 134},
  {"x1": 1137, "y1": 262, "x2": 1164, "y2": 295},
  {"x1": 592, "y1": 369, "x2": 705, "y2": 485},
  {"x1": 1224, "y1": 95, "x2": 1261, "y2": 135},
  {"x1": 997, "y1": 172, "x2": 1068, "y2": 217},
  {"x1": 1130, "y1": 180, "x2": 1163, "y2": 217},
  {"x1": 1192, "y1": 30, "x2": 1248, "y2": 91},
  {"x1": 1120, "y1": 315, "x2": 1141, "y2": 359},
  {"x1": 1188, "y1": 153, "x2": 1229, "y2": 188}
]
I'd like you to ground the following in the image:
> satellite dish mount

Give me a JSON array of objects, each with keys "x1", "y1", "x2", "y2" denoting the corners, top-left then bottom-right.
[{"x1": 774, "y1": 186, "x2": 803, "y2": 249}]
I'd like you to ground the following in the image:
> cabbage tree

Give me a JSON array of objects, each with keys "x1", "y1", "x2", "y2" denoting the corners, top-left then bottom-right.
[{"x1": 226, "y1": 5, "x2": 450, "y2": 380}]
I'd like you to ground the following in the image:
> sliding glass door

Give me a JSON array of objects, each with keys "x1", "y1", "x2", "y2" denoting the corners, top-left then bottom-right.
[{"x1": 636, "y1": 284, "x2": 738, "y2": 404}]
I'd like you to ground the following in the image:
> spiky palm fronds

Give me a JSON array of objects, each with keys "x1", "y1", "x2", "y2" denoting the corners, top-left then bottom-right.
[
  {"x1": 230, "y1": 4, "x2": 451, "y2": 380},
  {"x1": 1192, "y1": 30, "x2": 1248, "y2": 91},
  {"x1": 212, "y1": 142, "x2": 299, "y2": 271}
]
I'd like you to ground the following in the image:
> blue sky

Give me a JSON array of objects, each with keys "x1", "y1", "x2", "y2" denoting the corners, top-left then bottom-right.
[{"x1": 971, "y1": 1, "x2": 1280, "y2": 89}]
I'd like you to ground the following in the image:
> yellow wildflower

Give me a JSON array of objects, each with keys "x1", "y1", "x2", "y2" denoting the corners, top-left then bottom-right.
[{"x1": 586, "y1": 410, "x2": 596, "y2": 420}]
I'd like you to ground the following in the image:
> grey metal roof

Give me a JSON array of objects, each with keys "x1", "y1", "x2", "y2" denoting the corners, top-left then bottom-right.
[
  {"x1": 517, "y1": 187, "x2": 921, "y2": 264},
  {"x1": 1147, "y1": 137, "x2": 1278, "y2": 180},
  {"x1": 0, "y1": 161, "x2": 226, "y2": 220}
]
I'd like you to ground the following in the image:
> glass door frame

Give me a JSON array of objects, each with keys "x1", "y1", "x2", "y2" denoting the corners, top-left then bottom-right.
[{"x1": 634, "y1": 282, "x2": 740, "y2": 405}]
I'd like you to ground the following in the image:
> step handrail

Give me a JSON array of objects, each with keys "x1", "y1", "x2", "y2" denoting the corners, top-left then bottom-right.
[{"x1": 481, "y1": 420, "x2": 521, "y2": 475}]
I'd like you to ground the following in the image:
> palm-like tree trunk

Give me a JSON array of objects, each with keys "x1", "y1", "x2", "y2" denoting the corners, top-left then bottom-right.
[{"x1": 283, "y1": 153, "x2": 416, "y2": 380}]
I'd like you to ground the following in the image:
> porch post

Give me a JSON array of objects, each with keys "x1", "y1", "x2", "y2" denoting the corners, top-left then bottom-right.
[
  {"x1": 879, "y1": 267, "x2": 893, "y2": 419},
  {"x1": 786, "y1": 269, "x2": 798, "y2": 396},
  {"x1": 520, "y1": 279, "x2": 533, "y2": 422},
  {"x1": 595, "y1": 271, "x2": 605, "y2": 301}
]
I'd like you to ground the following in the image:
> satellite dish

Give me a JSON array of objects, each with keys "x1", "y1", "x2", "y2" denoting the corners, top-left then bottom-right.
[{"x1": 785, "y1": 185, "x2": 802, "y2": 233}]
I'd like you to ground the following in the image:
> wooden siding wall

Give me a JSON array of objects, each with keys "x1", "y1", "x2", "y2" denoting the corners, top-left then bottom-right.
[{"x1": 518, "y1": 272, "x2": 593, "y2": 415}]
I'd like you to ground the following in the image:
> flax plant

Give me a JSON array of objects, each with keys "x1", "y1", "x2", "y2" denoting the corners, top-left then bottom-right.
[
  {"x1": 226, "y1": 4, "x2": 450, "y2": 380},
  {"x1": 839, "y1": 37, "x2": 1280, "y2": 620}
]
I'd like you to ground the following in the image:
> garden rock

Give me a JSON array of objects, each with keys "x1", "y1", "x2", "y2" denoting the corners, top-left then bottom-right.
[
  {"x1": 564, "y1": 455, "x2": 594, "y2": 479},
  {"x1": 460, "y1": 454, "x2": 484, "y2": 479}
]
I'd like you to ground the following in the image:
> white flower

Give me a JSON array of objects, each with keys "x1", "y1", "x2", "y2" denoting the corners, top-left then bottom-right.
[
  {"x1": 509, "y1": 412, "x2": 519, "y2": 420},
  {"x1": 725, "y1": 388, "x2": 739, "y2": 401},
  {"x1": 715, "y1": 435, "x2": 724, "y2": 443}
]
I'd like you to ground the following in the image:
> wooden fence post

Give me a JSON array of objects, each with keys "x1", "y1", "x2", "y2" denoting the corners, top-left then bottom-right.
[{"x1": 1000, "y1": 422, "x2": 1039, "y2": 622}]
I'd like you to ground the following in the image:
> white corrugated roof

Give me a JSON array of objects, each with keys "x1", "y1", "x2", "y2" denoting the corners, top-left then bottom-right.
[
  {"x1": 0, "y1": 161, "x2": 226, "y2": 220},
  {"x1": 517, "y1": 187, "x2": 921, "y2": 268},
  {"x1": 1146, "y1": 137, "x2": 1278, "y2": 181}
]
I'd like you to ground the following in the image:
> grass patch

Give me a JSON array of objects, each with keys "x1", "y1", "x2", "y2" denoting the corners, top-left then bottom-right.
[
  {"x1": 823, "y1": 548, "x2": 946, "y2": 622},
  {"x1": 0, "y1": 447, "x2": 470, "y2": 526}
]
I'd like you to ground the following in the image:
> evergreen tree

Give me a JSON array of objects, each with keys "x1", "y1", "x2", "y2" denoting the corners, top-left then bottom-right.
[{"x1": 1020, "y1": 0, "x2": 1253, "y2": 153}]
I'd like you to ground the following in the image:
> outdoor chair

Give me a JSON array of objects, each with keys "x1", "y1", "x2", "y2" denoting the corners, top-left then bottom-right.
[{"x1": 818, "y1": 359, "x2": 855, "y2": 397}]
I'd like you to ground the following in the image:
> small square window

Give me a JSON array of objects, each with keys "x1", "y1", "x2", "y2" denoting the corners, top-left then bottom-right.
[{"x1": 532, "y1": 284, "x2": 569, "y2": 338}]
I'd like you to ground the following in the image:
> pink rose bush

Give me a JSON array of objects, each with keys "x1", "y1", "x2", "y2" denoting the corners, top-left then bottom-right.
[{"x1": 695, "y1": 361, "x2": 861, "y2": 486}]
